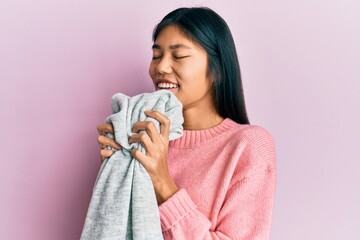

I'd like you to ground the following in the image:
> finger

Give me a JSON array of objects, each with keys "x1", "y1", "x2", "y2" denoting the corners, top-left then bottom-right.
[
  {"x1": 100, "y1": 149, "x2": 114, "y2": 161},
  {"x1": 97, "y1": 123, "x2": 114, "y2": 135},
  {"x1": 132, "y1": 121, "x2": 162, "y2": 146},
  {"x1": 98, "y1": 135, "x2": 122, "y2": 150},
  {"x1": 131, "y1": 149, "x2": 151, "y2": 169},
  {"x1": 145, "y1": 110, "x2": 170, "y2": 139},
  {"x1": 129, "y1": 133, "x2": 158, "y2": 156}
]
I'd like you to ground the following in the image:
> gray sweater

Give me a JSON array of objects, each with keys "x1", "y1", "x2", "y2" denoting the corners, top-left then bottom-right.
[{"x1": 81, "y1": 90, "x2": 183, "y2": 240}]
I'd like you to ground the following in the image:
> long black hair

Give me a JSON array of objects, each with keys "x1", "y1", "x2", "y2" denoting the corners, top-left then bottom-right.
[{"x1": 152, "y1": 7, "x2": 250, "y2": 124}]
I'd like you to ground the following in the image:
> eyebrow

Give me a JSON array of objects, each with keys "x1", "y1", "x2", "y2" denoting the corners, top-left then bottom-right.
[{"x1": 152, "y1": 43, "x2": 191, "y2": 50}]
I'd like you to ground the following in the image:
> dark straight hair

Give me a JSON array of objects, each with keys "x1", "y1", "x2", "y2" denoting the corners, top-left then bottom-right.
[{"x1": 152, "y1": 7, "x2": 250, "y2": 124}]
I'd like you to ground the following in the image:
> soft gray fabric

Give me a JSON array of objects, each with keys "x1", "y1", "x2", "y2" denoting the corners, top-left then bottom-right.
[{"x1": 81, "y1": 90, "x2": 183, "y2": 240}]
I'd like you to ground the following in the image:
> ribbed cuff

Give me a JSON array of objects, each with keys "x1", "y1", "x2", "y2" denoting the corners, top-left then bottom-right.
[{"x1": 158, "y1": 188, "x2": 197, "y2": 231}]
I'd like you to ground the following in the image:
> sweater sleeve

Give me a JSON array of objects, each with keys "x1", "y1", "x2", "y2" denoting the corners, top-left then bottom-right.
[
  {"x1": 159, "y1": 168, "x2": 275, "y2": 239},
  {"x1": 158, "y1": 127, "x2": 276, "y2": 240}
]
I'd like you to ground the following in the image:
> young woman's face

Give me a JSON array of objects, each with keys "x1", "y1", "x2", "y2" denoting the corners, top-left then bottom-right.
[{"x1": 149, "y1": 25, "x2": 214, "y2": 111}]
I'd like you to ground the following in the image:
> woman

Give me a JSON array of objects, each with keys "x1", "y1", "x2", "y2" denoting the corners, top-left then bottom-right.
[{"x1": 97, "y1": 7, "x2": 276, "y2": 239}]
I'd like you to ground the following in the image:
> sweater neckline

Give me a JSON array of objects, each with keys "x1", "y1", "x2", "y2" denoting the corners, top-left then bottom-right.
[{"x1": 169, "y1": 118, "x2": 238, "y2": 148}]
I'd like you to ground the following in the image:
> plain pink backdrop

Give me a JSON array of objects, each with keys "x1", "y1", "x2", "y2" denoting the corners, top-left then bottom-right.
[{"x1": 1, "y1": 0, "x2": 359, "y2": 239}]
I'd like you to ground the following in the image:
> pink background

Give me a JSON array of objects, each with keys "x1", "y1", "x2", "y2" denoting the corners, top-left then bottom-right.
[{"x1": 1, "y1": 0, "x2": 359, "y2": 239}]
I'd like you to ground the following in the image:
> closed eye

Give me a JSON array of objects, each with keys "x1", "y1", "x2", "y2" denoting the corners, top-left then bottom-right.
[{"x1": 174, "y1": 55, "x2": 190, "y2": 60}]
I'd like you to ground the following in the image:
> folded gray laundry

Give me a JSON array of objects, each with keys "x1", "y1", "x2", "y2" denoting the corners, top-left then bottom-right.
[{"x1": 81, "y1": 90, "x2": 183, "y2": 240}]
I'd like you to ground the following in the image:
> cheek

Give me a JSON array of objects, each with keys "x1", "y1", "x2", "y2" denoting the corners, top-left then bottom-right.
[
  {"x1": 175, "y1": 62, "x2": 198, "y2": 80},
  {"x1": 148, "y1": 63, "x2": 156, "y2": 78},
  {"x1": 181, "y1": 62, "x2": 207, "y2": 85}
]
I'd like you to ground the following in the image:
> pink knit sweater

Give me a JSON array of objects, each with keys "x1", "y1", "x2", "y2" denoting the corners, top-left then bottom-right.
[{"x1": 159, "y1": 118, "x2": 276, "y2": 239}]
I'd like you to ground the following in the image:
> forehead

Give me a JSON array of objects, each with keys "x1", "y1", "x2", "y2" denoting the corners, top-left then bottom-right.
[{"x1": 153, "y1": 25, "x2": 196, "y2": 49}]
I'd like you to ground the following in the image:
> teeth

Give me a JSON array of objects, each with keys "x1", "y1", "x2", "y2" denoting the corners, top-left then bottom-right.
[{"x1": 157, "y1": 82, "x2": 178, "y2": 89}]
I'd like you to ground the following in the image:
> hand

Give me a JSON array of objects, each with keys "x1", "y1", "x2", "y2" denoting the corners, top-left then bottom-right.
[
  {"x1": 97, "y1": 123, "x2": 122, "y2": 163},
  {"x1": 129, "y1": 110, "x2": 179, "y2": 205}
]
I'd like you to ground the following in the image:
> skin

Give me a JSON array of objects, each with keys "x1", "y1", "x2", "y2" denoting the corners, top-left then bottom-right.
[{"x1": 97, "y1": 25, "x2": 224, "y2": 204}]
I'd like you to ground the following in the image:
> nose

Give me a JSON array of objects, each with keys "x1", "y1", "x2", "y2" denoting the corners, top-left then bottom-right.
[{"x1": 155, "y1": 55, "x2": 172, "y2": 75}]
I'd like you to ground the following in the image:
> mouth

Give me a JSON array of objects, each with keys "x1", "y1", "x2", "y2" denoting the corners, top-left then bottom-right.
[
  {"x1": 156, "y1": 82, "x2": 179, "y2": 90},
  {"x1": 155, "y1": 79, "x2": 179, "y2": 92}
]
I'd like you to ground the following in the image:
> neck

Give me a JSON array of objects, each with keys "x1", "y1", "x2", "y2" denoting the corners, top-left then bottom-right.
[{"x1": 182, "y1": 106, "x2": 224, "y2": 130}]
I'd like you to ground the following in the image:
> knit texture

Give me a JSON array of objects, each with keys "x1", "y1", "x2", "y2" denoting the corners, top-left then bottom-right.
[
  {"x1": 159, "y1": 118, "x2": 276, "y2": 239},
  {"x1": 81, "y1": 90, "x2": 184, "y2": 240}
]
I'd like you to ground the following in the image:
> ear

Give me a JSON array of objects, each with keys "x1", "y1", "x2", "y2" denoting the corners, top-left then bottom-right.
[{"x1": 208, "y1": 73, "x2": 216, "y2": 86}]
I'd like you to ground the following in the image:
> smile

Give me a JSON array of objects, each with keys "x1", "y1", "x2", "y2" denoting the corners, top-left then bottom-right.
[{"x1": 157, "y1": 82, "x2": 179, "y2": 89}]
